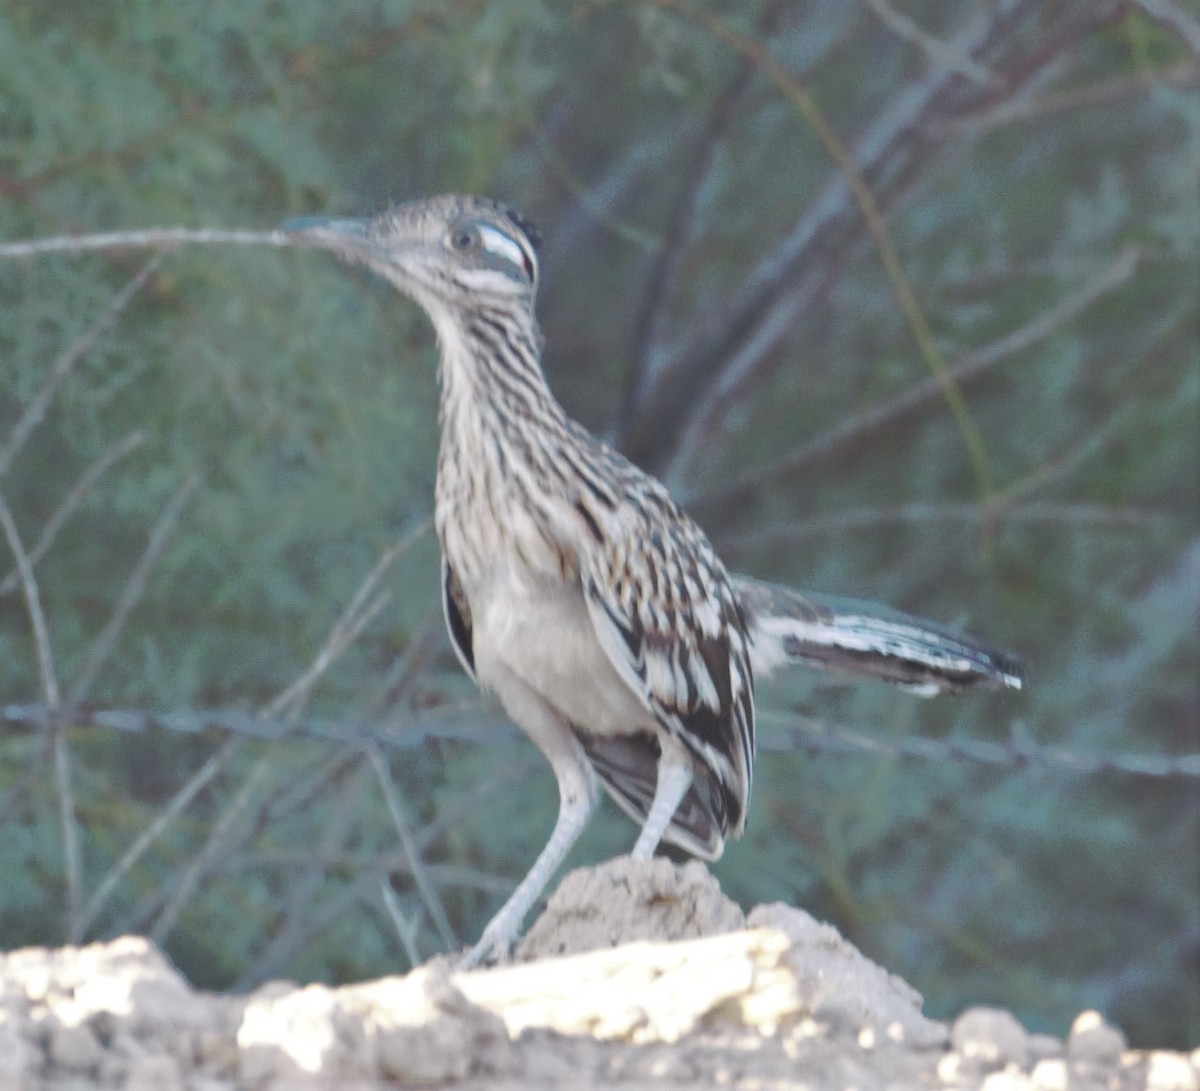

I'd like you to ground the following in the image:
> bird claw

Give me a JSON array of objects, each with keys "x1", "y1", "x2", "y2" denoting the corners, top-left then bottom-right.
[{"x1": 456, "y1": 918, "x2": 516, "y2": 971}]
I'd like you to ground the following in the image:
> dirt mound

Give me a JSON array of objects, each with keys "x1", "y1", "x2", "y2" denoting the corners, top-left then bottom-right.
[{"x1": 1, "y1": 858, "x2": 1196, "y2": 1090}]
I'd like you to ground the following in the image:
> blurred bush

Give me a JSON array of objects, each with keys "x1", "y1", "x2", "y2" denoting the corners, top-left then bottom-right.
[{"x1": 1, "y1": 0, "x2": 1196, "y2": 1047}]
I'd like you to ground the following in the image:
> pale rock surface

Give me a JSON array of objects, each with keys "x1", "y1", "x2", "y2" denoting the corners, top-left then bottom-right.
[{"x1": 0, "y1": 858, "x2": 1194, "y2": 1090}]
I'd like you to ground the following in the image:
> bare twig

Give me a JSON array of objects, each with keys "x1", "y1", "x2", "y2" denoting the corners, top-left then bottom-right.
[
  {"x1": 0, "y1": 227, "x2": 290, "y2": 261},
  {"x1": 367, "y1": 744, "x2": 458, "y2": 950},
  {"x1": 380, "y1": 878, "x2": 423, "y2": 968},
  {"x1": 655, "y1": 1, "x2": 996, "y2": 497},
  {"x1": 141, "y1": 520, "x2": 432, "y2": 944},
  {"x1": 76, "y1": 736, "x2": 240, "y2": 938},
  {"x1": 0, "y1": 496, "x2": 62, "y2": 707},
  {"x1": 863, "y1": 0, "x2": 1001, "y2": 86},
  {"x1": 365, "y1": 611, "x2": 446, "y2": 719},
  {"x1": 927, "y1": 59, "x2": 1198, "y2": 136},
  {"x1": 231, "y1": 765, "x2": 364, "y2": 989},
  {"x1": 618, "y1": 0, "x2": 1056, "y2": 471},
  {"x1": 0, "y1": 492, "x2": 80, "y2": 937},
  {"x1": 996, "y1": 408, "x2": 1140, "y2": 509},
  {"x1": 1130, "y1": 0, "x2": 1200, "y2": 59},
  {"x1": 719, "y1": 500, "x2": 1171, "y2": 554},
  {"x1": 694, "y1": 245, "x2": 1141, "y2": 519},
  {"x1": 0, "y1": 257, "x2": 162, "y2": 482},
  {"x1": 536, "y1": 126, "x2": 691, "y2": 273},
  {"x1": 264, "y1": 517, "x2": 432, "y2": 721},
  {"x1": 68, "y1": 473, "x2": 201, "y2": 704},
  {"x1": 0, "y1": 430, "x2": 146, "y2": 597},
  {"x1": 618, "y1": 2, "x2": 781, "y2": 429},
  {"x1": 149, "y1": 750, "x2": 270, "y2": 945}
]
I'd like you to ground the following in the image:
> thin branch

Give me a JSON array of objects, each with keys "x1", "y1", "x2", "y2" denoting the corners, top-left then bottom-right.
[
  {"x1": 230, "y1": 765, "x2": 365, "y2": 989},
  {"x1": 0, "y1": 430, "x2": 146, "y2": 597},
  {"x1": 536, "y1": 126, "x2": 690, "y2": 273},
  {"x1": 0, "y1": 227, "x2": 290, "y2": 261},
  {"x1": 719, "y1": 500, "x2": 1172, "y2": 554},
  {"x1": 366, "y1": 744, "x2": 458, "y2": 951},
  {"x1": 141, "y1": 520, "x2": 432, "y2": 944},
  {"x1": 0, "y1": 491, "x2": 79, "y2": 937},
  {"x1": 863, "y1": 0, "x2": 1001, "y2": 86},
  {"x1": 995, "y1": 408, "x2": 1140, "y2": 509},
  {"x1": 694, "y1": 245, "x2": 1142, "y2": 519},
  {"x1": 927, "y1": 58, "x2": 1198, "y2": 136},
  {"x1": 618, "y1": 1, "x2": 781, "y2": 429},
  {"x1": 0, "y1": 256, "x2": 162, "y2": 482},
  {"x1": 77, "y1": 517, "x2": 431, "y2": 939},
  {"x1": 149, "y1": 750, "x2": 269, "y2": 945},
  {"x1": 263, "y1": 517, "x2": 432, "y2": 721},
  {"x1": 68, "y1": 473, "x2": 201, "y2": 704},
  {"x1": 76, "y1": 736, "x2": 239, "y2": 938},
  {"x1": 0, "y1": 496, "x2": 61, "y2": 706},
  {"x1": 365, "y1": 611, "x2": 446, "y2": 719},
  {"x1": 380, "y1": 878, "x2": 423, "y2": 968},
  {"x1": 655, "y1": 1, "x2": 996, "y2": 497},
  {"x1": 1130, "y1": 0, "x2": 1200, "y2": 59},
  {"x1": 617, "y1": 0, "x2": 1054, "y2": 470}
]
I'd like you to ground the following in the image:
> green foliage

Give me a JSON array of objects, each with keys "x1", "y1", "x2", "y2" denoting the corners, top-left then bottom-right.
[{"x1": 1, "y1": 0, "x2": 1196, "y2": 1049}]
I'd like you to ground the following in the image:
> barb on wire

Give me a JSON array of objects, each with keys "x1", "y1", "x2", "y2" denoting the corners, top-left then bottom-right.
[
  {"x1": 3, "y1": 700, "x2": 1197, "y2": 781},
  {"x1": 763, "y1": 713, "x2": 1200, "y2": 780}
]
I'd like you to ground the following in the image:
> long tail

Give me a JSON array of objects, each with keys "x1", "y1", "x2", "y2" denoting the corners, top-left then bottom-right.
[{"x1": 732, "y1": 575, "x2": 1023, "y2": 696}]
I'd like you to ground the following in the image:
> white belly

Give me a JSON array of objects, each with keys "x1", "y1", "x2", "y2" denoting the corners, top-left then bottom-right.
[{"x1": 471, "y1": 571, "x2": 654, "y2": 739}]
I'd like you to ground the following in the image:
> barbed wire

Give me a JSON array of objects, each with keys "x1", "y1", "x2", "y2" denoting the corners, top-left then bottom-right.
[{"x1": 4, "y1": 701, "x2": 1198, "y2": 780}]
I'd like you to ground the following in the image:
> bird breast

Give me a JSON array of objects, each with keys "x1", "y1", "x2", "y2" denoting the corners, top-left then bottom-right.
[
  {"x1": 470, "y1": 571, "x2": 656, "y2": 739},
  {"x1": 436, "y1": 443, "x2": 654, "y2": 738}
]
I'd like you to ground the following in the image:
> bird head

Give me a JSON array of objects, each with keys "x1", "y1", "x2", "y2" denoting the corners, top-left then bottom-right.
[{"x1": 282, "y1": 195, "x2": 540, "y2": 314}]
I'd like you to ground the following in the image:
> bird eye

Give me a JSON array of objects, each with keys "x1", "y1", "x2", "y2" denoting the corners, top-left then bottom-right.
[{"x1": 451, "y1": 225, "x2": 479, "y2": 251}]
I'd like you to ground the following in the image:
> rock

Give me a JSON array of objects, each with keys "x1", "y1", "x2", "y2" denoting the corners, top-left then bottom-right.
[
  {"x1": 1030, "y1": 1057, "x2": 1070, "y2": 1090},
  {"x1": 1067, "y1": 1009, "x2": 1127, "y2": 1066},
  {"x1": 952, "y1": 1007, "x2": 1030, "y2": 1070},
  {"x1": 747, "y1": 901, "x2": 947, "y2": 1048},
  {"x1": 0, "y1": 1011, "x2": 33, "y2": 1091},
  {"x1": 1144, "y1": 1050, "x2": 1199, "y2": 1091},
  {"x1": 48, "y1": 1019, "x2": 103, "y2": 1072},
  {"x1": 0, "y1": 863, "x2": 1194, "y2": 1090},
  {"x1": 517, "y1": 856, "x2": 745, "y2": 960},
  {"x1": 122, "y1": 1053, "x2": 185, "y2": 1091}
]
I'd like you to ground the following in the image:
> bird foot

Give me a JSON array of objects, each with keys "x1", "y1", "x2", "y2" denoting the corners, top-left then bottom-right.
[{"x1": 456, "y1": 916, "x2": 518, "y2": 971}]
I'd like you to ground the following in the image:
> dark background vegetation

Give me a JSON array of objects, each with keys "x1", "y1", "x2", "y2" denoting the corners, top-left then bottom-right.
[{"x1": 1, "y1": 0, "x2": 1197, "y2": 1048}]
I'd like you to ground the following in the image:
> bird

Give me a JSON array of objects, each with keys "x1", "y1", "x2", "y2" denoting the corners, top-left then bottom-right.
[{"x1": 284, "y1": 195, "x2": 1022, "y2": 968}]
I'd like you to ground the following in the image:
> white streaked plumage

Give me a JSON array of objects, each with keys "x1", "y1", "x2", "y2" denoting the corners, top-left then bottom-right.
[{"x1": 286, "y1": 194, "x2": 1022, "y2": 968}]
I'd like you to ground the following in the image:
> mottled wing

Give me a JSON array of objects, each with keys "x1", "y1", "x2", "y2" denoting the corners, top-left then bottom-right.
[
  {"x1": 441, "y1": 557, "x2": 476, "y2": 681},
  {"x1": 581, "y1": 513, "x2": 755, "y2": 843}
]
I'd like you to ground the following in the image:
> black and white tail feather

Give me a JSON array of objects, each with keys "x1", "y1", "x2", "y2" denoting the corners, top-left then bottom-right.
[{"x1": 733, "y1": 575, "x2": 1023, "y2": 696}]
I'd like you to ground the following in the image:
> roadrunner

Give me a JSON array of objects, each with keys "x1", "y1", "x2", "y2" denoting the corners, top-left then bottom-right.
[{"x1": 286, "y1": 195, "x2": 1022, "y2": 967}]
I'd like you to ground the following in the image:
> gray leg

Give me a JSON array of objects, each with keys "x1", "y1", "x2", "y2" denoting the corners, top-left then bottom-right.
[
  {"x1": 630, "y1": 745, "x2": 692, "y2": 860},
  {"x1": 459, "y1": 679, "x2": 600, "y2": 969}
]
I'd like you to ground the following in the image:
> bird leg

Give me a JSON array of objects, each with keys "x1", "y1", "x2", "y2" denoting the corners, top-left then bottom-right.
[
  {"x1": 630, "y1": 745, "x2": 693, "y2": 860},
  {"x1": 459, "y1": 683, "x2": 601, "y2": 969}
]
